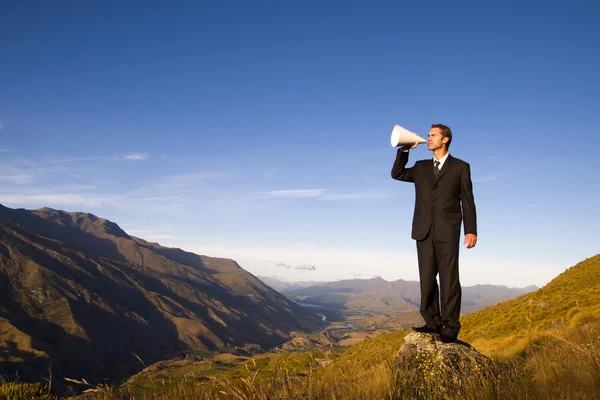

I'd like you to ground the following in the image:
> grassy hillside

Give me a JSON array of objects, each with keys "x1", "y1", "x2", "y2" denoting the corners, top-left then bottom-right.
[
  {"x1": 3, "y1": 254, "x2": 600, "y2": 399},
  {"x1": 460, "y1": 254, "x2": 600, "y2": 357},
  {"x1": 107, "y1": 253, "x2": 600, "y2": 399},
  {"x1": 112, "y1": 330, "x2": 408, "y2": 399}
]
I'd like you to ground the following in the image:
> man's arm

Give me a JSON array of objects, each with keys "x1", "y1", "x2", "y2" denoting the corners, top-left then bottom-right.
[
  {"x1": 460, "y1": 162, "x2": 477, "y2": 248},
  {"x1": 391, "y1": 148, "x2": 416, "y2": 182}
]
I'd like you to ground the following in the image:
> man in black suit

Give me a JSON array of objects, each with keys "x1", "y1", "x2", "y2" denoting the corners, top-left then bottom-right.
[{"x1": 391, "y1": 124, "x2": 477, "y2": 343}]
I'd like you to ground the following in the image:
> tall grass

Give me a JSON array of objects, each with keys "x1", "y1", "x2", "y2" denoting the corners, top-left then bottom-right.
[
  {"x1": 3, "y1": 255, "x2": 600, "y2": 399},
  {"x1": 65, "y1": 320, "x2": 600, "y2": 400},
  {"x1": 2, "y1": 324, "x2": 598, "y2": 399},
  {"x1": 0, "y1": 382, "x2": 58, "y2": 399}
]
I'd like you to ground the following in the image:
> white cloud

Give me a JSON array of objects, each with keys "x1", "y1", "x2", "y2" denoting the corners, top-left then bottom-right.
[
  {"x1": 262, "y1": 189, "x2": 388, "y2": 201},
  {"x1": 0, "y1": 193, "x2": 105, "y2": 206},
  {"x1": 31, "y1": 155, "x2": 109, "y2": 165},
  {"x1": 265, "y1": 189, "x2": 325, "y2": 198},
  {"x1": 0, "y1": 174, "x2": 33, "y2": 185},
  {"x1": 181, "y1": 242, "x2": 561, "y2": 288},
  {"x1": 295, "y1": 264, "x2": 316, "y2": 271},
  {"x1": 184, "y1": 243, "x2": 418, "y2": 283},
  {"x1": 122, "y1": 153, "x2": 148, "y2": 161},
  {"x1": 473, "y1": 174, "x2": 503, "y2": 183},
  {"x1": 145, "y1": 235, "x2": 173, "y2": 240},
  {"x1": 0, "y1": 163, "x2": 239, "y2": 215},
  {"x1": 168, "y1": 172, "x2": 231, "y2": 181},
  {"x1": 321, "y1": 191, "x2": 388, "y2": 201}
]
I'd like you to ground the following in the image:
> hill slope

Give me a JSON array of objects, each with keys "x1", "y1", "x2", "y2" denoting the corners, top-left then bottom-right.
[
  {"x1": 0, "y1": 204, "x2": 317, "y2": 387},
  {"x1": 460, "y1": 254, "x2": 600, "y2": 356},
  {"x1": 105, "y1": 254, "x2": 600, "y2": 400}
]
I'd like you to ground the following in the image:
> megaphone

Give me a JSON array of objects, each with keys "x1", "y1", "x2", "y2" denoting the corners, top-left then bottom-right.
[{"x1": 390, "y1": 124, "x2": 427, "y2": 147}]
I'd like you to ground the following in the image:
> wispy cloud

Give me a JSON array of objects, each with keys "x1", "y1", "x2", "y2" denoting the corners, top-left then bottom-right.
[
  {"x1": 30, "y1": 155, "x2": 111, "y2": 166},
  {"x1": 19, "y1": 152, "x2": 150, "y2": 166},
  {"x1": 265, "y1": 189, "x2": 325, "y2": 198},
  {"x1": 168, "y1": 172, "x2": 231, "y2": 181},
  {"x1": 262, "y1": 168, "x2": 279, "y2": 179},
  {"x1": 122, "y1": 225, "x2": 179, "y2": 242},
  {"x1": 0, "y1": 174, "x2": 33, "y2": 185},
  {"x1": 0, "y1": 148, "x2": 8, "y2": 152},
  {"x1": 295, "y1": 264, "x2": 316, "y2": 271},
  {"x1": 0, "y1": 193, "x2": 108, "y2": 206},
  {"x1": 122, "y1": 153, "x2": 148, "y2": 161},
  {"x1": 262, "y1": 189, "x2": 388, "y2": 201},
  {"x1": 0, "y1": 162, "x2": 240, "y2": 213},
  {"x1": 321, "y1": 191, "x2": 388, "y2": 201},
  {"x1": 145, "y1": 235, "x2": 173, "y2": 240},
  {"x1": 473, "y1": 174, "x2": 502, "y2": 183},
  {"x1": 276, "y1": 262, "x2": 291, "y2": 268}
]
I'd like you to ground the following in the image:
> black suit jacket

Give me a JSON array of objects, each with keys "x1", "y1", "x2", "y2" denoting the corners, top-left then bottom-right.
[{"x1": 391, "y1": 150, "x2": 477, "y2": 243}]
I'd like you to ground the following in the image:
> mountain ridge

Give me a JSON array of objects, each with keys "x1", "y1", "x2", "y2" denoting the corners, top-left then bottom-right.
[
  {"x1": 0, "y1": 204, "x2": 319, "y2": 390},
  {"x1": 270, "y1": 275, "x2": 538, "y2": 314}
]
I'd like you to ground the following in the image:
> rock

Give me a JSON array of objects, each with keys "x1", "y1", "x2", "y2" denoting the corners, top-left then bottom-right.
[{"x1": 396, "y1": 332, "x2": 502, "y2": 377}]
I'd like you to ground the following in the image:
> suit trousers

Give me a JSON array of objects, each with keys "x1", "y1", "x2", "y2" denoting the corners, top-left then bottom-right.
[{"x1": 416, "y1": 232, "x2": 462, "y2": 336}]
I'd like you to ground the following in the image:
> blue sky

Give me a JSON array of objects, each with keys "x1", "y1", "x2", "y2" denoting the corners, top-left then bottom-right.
[{"x1": 1, "y1": 1, "x2": 598, "y2": 287}]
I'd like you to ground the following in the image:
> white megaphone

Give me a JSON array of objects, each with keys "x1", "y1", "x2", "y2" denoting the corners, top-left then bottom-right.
[{"x1": 390, "y1": 124, "x2": 427, "y2": 147}]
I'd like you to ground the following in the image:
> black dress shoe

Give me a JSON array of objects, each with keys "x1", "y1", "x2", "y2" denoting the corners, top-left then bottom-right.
[
  {"x1": 412, "y1": 325, "x2": 440, "y2": 334},
  {"x1": 440, "y1": 334, "x2": 457, "y2": 343}
]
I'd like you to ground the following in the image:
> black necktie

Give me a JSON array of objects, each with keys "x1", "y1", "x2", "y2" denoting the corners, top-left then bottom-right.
[{"x1": 433, "y1": 160, "x2": 440, "y2": 179}]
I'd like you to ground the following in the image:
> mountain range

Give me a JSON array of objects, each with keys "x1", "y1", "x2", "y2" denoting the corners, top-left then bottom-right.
[
  {"x1": 0, "y1": 204, "x2": 319, "y2": 389},
  {"x1": 104, "y1": 254, "x2": 600, "y2": 399},
  {"x1": 256, "y1": 276, "x2": 322, "y2": 293},
  {"x1": 265, "y1": 276, "x2": 538, "y2": 314}
]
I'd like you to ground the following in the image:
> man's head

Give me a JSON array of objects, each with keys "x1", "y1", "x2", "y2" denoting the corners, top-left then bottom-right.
[{"x1": 427, "y1": 124, "x2": 452, "y2": 151}]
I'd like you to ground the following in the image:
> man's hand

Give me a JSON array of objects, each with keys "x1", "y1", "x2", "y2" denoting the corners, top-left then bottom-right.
[
  {"x1": 400, "y1": 142, "x2": 420, "y2": 151},
  {"x1": 464, "y1": 234, "x2": 477, "y2": 249}
]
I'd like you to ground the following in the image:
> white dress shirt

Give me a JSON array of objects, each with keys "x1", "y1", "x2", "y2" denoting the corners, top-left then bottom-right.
[{"x1": 433, "y1": 152, "x2": 450, "y2": 170}]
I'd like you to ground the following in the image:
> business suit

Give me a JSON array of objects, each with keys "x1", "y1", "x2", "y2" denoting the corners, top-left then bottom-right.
[{"x1": 391, "y1": 149, "x2": 477, "y2": 338}]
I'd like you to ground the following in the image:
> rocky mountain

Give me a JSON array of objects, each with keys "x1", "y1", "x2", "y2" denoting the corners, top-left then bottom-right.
[
  {"x1": 0, "y1": 204, "x2": 319, "y2": 390},
  {"x1": 279, "y1": 276, "x2": 537, "y2": 314}
]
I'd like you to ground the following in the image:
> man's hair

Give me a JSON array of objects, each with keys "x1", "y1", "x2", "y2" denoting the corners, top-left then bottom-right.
[{"x1": 431, "y1": 124, "x2": 452, "y2": 149}]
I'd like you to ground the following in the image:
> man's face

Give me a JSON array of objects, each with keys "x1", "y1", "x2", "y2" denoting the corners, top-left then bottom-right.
[{"x1": 427, "y1": 127, "x2": 447, "y2": 151}]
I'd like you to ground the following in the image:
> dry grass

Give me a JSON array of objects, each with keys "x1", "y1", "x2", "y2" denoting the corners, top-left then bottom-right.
[
  {"x1": 460, "y1": 254, "x2": 600, "y2": 357},
  {"x1": 3, "y1": 255, "x2": 600, "y2": 399},
  {"x1": 2, "y1": 321, "x2": 599, "y2": 399},
  {"x1": 73, "y1": 312, "x2": 600, "y2": 400},
  {"x1": 0, "y1": 382, "x2": 59, "y2": 399}
]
